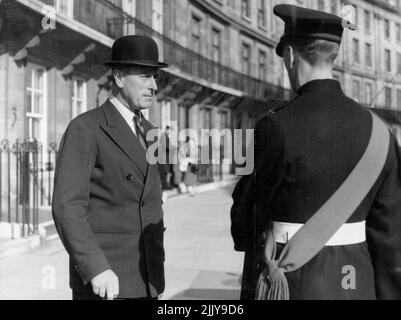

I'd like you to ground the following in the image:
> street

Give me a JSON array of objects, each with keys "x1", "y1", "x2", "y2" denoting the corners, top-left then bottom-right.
[{"x1": 0, "y1": 184, "x2": 244, "y2": 300}]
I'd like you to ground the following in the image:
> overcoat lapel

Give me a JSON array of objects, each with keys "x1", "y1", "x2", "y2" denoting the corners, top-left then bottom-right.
[
  {"x1": 142, "y1": 119, "x2": 161, "y2": 198},
  {"x1": 100, "y1": 100, "x2": 148, "y2": 177}
]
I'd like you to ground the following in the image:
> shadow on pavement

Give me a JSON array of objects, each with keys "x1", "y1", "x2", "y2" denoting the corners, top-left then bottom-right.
[
  {"x1": 170, "y1": 288, "x2": 241, "y2": 300},
  {"x1": 167, "y1": 269, "x2": 242, "y2": 300}
]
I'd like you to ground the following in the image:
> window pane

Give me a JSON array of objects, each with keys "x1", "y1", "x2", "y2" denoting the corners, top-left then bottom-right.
[
  {"x1": 353, "y1": 39, "x2": 359, "y2": 63},
  {"x1": 27, "y1": 90, "x2": 33, "y2": 113},
  {"x1": 385, "y1": 50, "x2": 391, "y2": 72},
  {"x1": 77, "y1": 80, "x2": 84, "y2": 99},
  {"x1": 366, "y1": 84, "x2": 373, "y2": 105},
  {"x1": 31, "y1": 118, "x2": 41, "y2": 141},
  {"x1": 242, "y1": 44, "x2": 250, "y2": 75},
  {"x1": 365, "y1": 43, "x2": 372, "y2": 67},
  {"x1": 77, "y1": 101, "x2": 83, "y2": 116},
  {"x1": 34, "y1": 93, "x2": 44, "y2": 114},
  {"x1": 242, "y1": 0, "x2": 250, "y2": 17},
  {"x1": 330, "y1": 1, "x2": 337, "y2": 14},
  {"x1": 385, "y1": 87, "x2": 392, "y2": 107},
  {"x1": 397, "y1": 89, "x2": 401, "y2": 109},
  {"x1": 35, "y1": 69, "x2": 44, "y2": 91},
  {"x1": 352, "y1": 80, "x2": 361, "y2": 102},
  {"x1": 384, "y1": 20, "x2": 390, "y2": 38},
  {"x1": 364, "y1": 10, "x2": 370, "y2": 32}
]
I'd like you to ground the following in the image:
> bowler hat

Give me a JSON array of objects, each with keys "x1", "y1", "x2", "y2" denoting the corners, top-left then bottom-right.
[
  {"x1": 104, "y1": 35, "x2": 168, "y2": 68},
  {"x1": 273, "y1": 4, "x2": 356, "y2": 57}
]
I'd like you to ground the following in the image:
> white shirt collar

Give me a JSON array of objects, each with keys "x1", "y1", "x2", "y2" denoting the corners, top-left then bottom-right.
[{"x1": 109, "y1": 95, "x2": 137, "y2": 135}]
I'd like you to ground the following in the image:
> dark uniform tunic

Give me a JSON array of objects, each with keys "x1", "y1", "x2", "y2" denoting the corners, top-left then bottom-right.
[{"x1": 232, "y1": 79, "x2": 401, "y2": 300}]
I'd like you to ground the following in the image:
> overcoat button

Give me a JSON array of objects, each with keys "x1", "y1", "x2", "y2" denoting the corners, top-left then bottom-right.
[{"x1": 126, "y1": 174, "x2": 133, "y2": 181}]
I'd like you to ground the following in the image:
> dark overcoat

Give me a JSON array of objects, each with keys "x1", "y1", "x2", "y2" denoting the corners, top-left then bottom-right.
[
  {"x1": 52, "y1": 100, "x2": 165, "y2": 298},
  {"x1": 232, "y1": 79, "x2": 401, "y2": 300}
]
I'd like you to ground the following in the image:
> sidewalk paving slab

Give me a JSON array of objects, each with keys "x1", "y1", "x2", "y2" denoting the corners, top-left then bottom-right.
[{"x1": 0, "y1": 178, "x2": 244, "y2": 300}]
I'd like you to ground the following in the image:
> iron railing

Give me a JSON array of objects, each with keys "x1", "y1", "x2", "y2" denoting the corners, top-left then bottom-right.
[
  {"x1": 0, "y1": 138, "x2": 225, "y2": 238},
  {"x1": 0, "y1": 140, "x2": 57, "y2": 238}
]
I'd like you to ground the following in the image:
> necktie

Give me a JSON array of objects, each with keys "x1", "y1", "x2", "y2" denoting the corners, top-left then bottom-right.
[{"x1": 133, "y1": 110, "x2": 147, "y2": 150}]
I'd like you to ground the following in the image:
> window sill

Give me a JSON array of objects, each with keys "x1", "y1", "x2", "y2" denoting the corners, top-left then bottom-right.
[
  {"x1": 241, "y1": 16, "x2": 252, "y2": 24},
  {"x1": 258, "y1": 25, "x2": 268, "y2": 32}
]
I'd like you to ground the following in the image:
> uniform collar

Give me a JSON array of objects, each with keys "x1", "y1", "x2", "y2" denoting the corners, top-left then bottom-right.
[{"x1": 297, "y1": 79, "x2": 342, "y2": 95}]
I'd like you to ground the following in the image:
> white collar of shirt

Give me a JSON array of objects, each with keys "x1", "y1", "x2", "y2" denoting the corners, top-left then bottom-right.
[{"x1": 109, "y1": 95, "x2": 137, "y2": 136}]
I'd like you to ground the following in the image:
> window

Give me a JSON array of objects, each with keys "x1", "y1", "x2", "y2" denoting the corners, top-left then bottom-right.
[
  {"x1": 397, "y1": 89, "x2": 401, "y2": 109},
  {"x1": 241, "y1": 43, "x2": 251, "y2": 75},
  {"x1": 318, "y1": 0, "x2": 325, "y2": 11},
  {"x1": 203, "y1": 108, "x2": 212, "y2": 130},
  {"x1": 227, "y1": 0, "x2": 235, "y2": 9},
  {"x1": 122, "y1": 0, "x2": 136, "y2": 16},
  {"x1": 398, "y1": 53, "x2": 401, "y2": 74},
  {"x1": 57, "y1": 0, "x2": 74, "y2": 18},
  {"x1": 396, "y1": 23, "x2": 401, "y2": 42},
  {"x1": 365, "y1": 43, "x2": 372, "y2": 67},
  {"x1": 152, "y1": 0, "x2": 163, "y2": 33},
  {"x1": 366, "y1": 83, "x2": 373, "y2": 106},
  {"x1": 352, "y1": 80, "x2": 361, "y2": 102},
  {"x1": 46, "y1": 0, "x2": 74, "y2": 19},
  {"x1": 122, "y1": 0, "x2": 136, "y2": 34},
  {"x1": 211, "y1": 28, "x2": 221, "y2": 63},
  {"x1": 241, "y1": 0, "x2": 250, "y2": 19},
  {"x1": 385, "y1": 49, "x2": 392, "y2": 72},
  {"x1": 258, "y1": 0, "x2": 266, "y2": 28},
  {"x1": 384, "y1": 19, "x2": 390, "y2": 39},
  {"x1": 364, "y1": 10, "x2": 371, "y2": 33},
  {"x1": 330, "y1": 0, "x2": 337, "y2": 14},
  {"x1": 353, "y1": 39, "x2": 360, "y2": 64},
  {"x1": 71, "y1": 79, "x2": 87, "y2": 119},
  {"x1": 161, "y1": 100, "x2": 171, "y2": 130},
  {"x1": 26, "y1": 66, "x2": 47, "y2": 144},
  {"x1": 220, "y1": 111, "x2": 229, "y2": 129},
  {"x1": 191, "y1": 15, "x2": 201, "y2": 53},
  {"x1": 258, "y1": 50, "x2": 267, "y2": 81},
  {"x1": 385, "y1": 87, "x2": 392, "y2": 108}
]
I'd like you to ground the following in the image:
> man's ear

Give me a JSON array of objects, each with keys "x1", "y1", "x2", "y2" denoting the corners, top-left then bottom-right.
[
  {"x1": 112, "y1": 69, "x2": 124, "y2": 89},
  {"x1": 284, "y1": 45, "x2": 296, "y2": 69}
]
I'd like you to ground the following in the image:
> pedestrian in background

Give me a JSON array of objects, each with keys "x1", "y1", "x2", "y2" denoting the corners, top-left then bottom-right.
[{"x1": 178, "y1": 136, "x2": 198, "y2": 196}]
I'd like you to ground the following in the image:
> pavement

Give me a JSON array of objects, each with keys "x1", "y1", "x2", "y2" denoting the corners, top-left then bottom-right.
[{"x1": 0, "y1": 181, "x2": 245, "y2": 300}]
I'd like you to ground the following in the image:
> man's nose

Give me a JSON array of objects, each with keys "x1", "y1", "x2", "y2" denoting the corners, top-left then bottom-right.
[{"x1": 148, "y1": 76, "x2": 158, "y2": 92}]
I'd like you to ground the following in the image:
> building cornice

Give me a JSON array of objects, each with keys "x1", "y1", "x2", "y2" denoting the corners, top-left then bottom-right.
[
  {"x1": 190, "y1": 0, "x2": 277, "y2": 48},
  {"x1": 352, "y1": 0, "x2": 401, "y2": 16}
]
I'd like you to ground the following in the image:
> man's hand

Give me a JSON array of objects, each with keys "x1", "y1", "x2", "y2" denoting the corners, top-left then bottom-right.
[{"x1": 91, "y1": 269, "x2": 119, "y2": 300}]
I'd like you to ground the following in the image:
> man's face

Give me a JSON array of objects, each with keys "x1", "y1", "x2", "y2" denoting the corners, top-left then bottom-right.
[{"x1": 115, "y1": 66, "x2": 159, "y2": 110}]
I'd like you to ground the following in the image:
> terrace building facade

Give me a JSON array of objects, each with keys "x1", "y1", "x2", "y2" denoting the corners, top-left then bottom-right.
[{"x1": 0, "y1": 0, "x2": 290, "y2": 237}]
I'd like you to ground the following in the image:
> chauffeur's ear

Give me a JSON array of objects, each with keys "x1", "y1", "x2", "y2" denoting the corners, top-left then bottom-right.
[{"x1": 283, "y1": 45, "x2": 296, "y2": 71}]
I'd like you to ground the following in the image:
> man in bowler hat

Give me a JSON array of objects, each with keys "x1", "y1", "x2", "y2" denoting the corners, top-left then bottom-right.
[
  {"x1": 52, "y1": 35, "x2": 168, "y2": 300},
  {"x1": 231, "y1": 5, "x2": 401, "y2": 299}
]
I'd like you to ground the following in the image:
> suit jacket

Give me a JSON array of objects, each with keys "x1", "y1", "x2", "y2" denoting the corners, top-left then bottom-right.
[
  {"x1": 52, "y1": 100, "x2": 165, "y2": 298},
  {"x1": 232, "y1": 79, "x2": 401, "y2": 300}
]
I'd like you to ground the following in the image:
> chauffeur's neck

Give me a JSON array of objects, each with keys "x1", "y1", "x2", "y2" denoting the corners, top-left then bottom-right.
[{"x1": 295, "y1": 62, "x2": 334, "y2": 92}]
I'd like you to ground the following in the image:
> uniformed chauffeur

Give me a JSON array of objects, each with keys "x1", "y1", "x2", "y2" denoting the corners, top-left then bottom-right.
[{"x1": 231, "y1": 4, "x2": 401, "y2": 300}]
